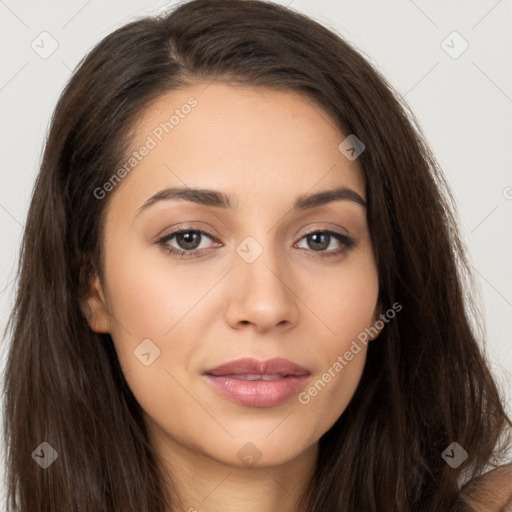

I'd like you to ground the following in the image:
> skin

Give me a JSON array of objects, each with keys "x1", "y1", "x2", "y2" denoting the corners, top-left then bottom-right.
[
  {"x1": 460, "y1": 463, "x2": 512, "y2": 511},
  {"x1": 83, "y1": 82, "x2": 383, "y2": 512}
]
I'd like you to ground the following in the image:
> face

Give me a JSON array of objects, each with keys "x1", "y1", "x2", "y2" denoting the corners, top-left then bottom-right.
[{"x1": 84, "y1": 82, "x2": 381, "y2": 470}]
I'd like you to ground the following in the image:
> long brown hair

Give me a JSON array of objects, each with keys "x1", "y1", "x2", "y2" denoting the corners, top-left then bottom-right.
[{"x1": 2, "y1": 1, "x2": 511, "y2": 510}]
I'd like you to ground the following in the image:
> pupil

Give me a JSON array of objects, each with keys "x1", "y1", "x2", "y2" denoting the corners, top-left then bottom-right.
[
  {"x1": 177, "y1": 232, "x2": 199, "y2": 250},
  {"x1": 310, "y1": 233, "x2": 328, "y2": 251}
]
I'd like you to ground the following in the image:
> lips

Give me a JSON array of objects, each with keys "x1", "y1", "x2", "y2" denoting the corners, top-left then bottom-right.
[
  {"x1": 205, "y1": 357, "x2": 310, "y2": 377},
  {"x1": 203, "y1": 357, "x2": 310, "y2": 408}
]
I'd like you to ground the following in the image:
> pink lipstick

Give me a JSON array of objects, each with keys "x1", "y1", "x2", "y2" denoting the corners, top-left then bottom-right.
[{"x1": 203, "y1": 357, "x2": 310, "y2": 407}]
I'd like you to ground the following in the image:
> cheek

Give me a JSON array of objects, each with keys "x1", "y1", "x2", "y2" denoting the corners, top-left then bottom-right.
[
  {"x1": 99, "y1": 236, "x2": 184, "y2": 375},
  {"x1": 101, "y1": 246, "x2": 204, "y2": 433},
  {"x1": 102, "y1": 237, "x2": 198, "y2": 337},
  {"x1": 309, "y1": 252, "x2": 379, "y2": 340},
  {"x1": 297, "y1": 256, "x2": 378, "y2": 428},
  {"x1": 100, "y1": 234, "x2": 226, "y2": 400},
  {"x1": 298, "y1": 348, "x2": 367, "y2": 432},
  {"x1": 297, "y1": 290, "x2": 374, "y2": 435}
]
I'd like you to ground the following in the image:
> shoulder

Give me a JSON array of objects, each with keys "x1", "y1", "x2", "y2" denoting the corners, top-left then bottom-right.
[{"x1": 459, "y1": 464, "x2": 512, "y2": 512}]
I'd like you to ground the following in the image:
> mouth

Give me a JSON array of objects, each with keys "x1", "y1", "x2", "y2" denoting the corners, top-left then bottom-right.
[{"x1": 203, "y1": 357, "x2": 310, "y2": 408}]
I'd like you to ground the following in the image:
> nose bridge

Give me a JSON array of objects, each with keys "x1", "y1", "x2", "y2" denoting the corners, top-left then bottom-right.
[{"x1": 235, "y1": 230, "x2": 289, "y2": 294}]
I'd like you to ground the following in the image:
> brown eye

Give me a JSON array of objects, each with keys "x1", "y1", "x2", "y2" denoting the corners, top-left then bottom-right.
[
  {"x1": 174, "y1": 231, "x2": 203, "y2": 251},
  {"x1": 296, "y1": 230, "x2": 355, "y2": 257},
  {"x1": 157, "y1": 228, "x2": 217, "y2": 257}
]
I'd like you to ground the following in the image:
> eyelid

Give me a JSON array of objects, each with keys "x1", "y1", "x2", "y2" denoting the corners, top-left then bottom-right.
[
  {"x1": 156, "y1": 225, "x2": 219, "y2": 243},
  {"x1": 156, "y1": 226, "x2": 219, "y2": 250},
  {"x1": 300, "y1": 225, "x2": 349, "y2": 238}
]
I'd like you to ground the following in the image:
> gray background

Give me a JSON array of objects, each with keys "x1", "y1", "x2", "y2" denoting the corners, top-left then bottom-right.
[{"x1": 1, "y1": 0, "x2": 511, "y2": 502}]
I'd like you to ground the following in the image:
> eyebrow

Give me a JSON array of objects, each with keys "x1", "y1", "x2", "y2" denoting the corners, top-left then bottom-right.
[{"x1": 136, "y1": 185, "x2": 366, "y2": 217}]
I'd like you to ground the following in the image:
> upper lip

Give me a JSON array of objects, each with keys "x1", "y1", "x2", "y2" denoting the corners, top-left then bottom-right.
[{"x1": 204, "y1": 357, "x2": 310, "y2": 377}]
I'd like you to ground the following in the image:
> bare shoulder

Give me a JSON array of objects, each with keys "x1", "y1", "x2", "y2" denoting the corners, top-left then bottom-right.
[{"x1": 459, "y1": 464, "x2": 512, "y2": 512}]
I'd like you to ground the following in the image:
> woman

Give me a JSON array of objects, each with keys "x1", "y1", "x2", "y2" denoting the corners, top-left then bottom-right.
[{"x1": 2, "y1": 0, "x2": 511, "y2": 510}]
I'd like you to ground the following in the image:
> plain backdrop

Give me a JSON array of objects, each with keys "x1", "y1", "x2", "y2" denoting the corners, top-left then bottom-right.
[{"x1": 1, "y1": 0, "x2": 511, "y2": 504}]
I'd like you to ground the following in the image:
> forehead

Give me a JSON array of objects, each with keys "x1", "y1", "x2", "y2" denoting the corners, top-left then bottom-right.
[{"x1": 107, "y1": 82, "x2": 366, "y2": 215}]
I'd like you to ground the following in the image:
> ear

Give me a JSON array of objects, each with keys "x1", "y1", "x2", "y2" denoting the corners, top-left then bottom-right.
[{"x1": 80, "y1": 271, "x2": 111, "y2": 333}]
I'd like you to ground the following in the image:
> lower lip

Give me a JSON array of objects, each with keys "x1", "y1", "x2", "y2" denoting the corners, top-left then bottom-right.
[{"x1": 203, "y1": 375, "x2": 310, "y2": 407}]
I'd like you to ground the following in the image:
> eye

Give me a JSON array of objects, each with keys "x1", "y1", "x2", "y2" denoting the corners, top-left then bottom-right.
[
  {"x1": 156, "y1": 227, "x2": 355, "y2": 258},
  {"x1": 295, "y1": 229, "x2": 355, "y2": 257},
  {"x1": 156, "y1": 227, "x2": 217, "y2": 257}
]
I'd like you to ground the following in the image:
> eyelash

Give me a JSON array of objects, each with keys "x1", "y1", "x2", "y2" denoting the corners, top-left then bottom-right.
[{"x1": 156, "y1": 226, "x2": 355, "y2": 259}]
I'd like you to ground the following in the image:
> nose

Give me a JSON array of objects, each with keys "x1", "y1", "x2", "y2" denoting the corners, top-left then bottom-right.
[{"x1": 224, "y1": 237, "x2": 300, "y2": 334}]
